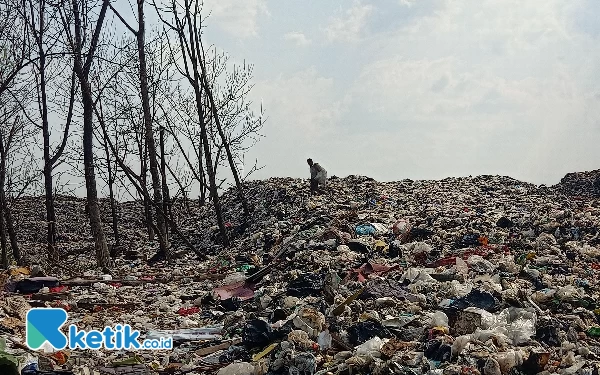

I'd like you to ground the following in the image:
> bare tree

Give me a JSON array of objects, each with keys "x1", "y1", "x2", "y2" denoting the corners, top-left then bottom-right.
[
  {"x1": 97, "y1": 99, "x2": 121, "y2": 253},
  {"x1": 58, "y1": 0, "x2": 111, "y2": 268},
  {"x1": 109, "y1": 1, "x2": 169, "y2": 258},
  {"x1": 20, "y1": 0, "x2": 77, "y2": 260},
  {"x1": 94, "y1": 94, "x2": 204, "y2": 259},
  {"x1": 155, "y1": 0, "x2": 267, "y2": 246},
  {"x1": 0, "y1": 0, "x2": 31, "y2": 97},
  {"x1": 0, "y1": 88, "x2": 33, "y2": 267}
]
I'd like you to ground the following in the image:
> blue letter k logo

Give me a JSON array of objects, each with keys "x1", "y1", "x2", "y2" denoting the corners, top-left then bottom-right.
[{"x1": 26, "y1": 308, "x2": 68, "y2": 350}]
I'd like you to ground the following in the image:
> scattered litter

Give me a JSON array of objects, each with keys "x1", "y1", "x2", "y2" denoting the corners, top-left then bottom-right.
[{"x1": 2, "y1": 172, "x2": 600, "y2": 374}]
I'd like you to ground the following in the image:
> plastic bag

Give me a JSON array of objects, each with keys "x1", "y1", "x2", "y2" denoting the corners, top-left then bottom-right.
[
  {"x1": 217, "y1": 362, "x2": 255, "y2": 375},
  {"x1": 455, "y1": 257, "x2": 469, "y2": 275},
  {"x1": 483, "y1": 357, "x2": 501, "y2": 375},
  {"x1": 355, "y1": 224, "x2": 376, "y2": 236},
  {"x1": 556, "y1": 285, "x2": 580, "y2": 300},
  {"x1": 347, "y1": 320, "x2": 392, "y2": 346},
  {"x1": 242, "y1": 319, "x2": 273, "y2": 348},
  {"x1": 451, "y1": 335, "x2": 471, "y2": 357},
  {"x1": 429, "y1": 311, "x2": 449, "y2": 328},
  {"x1": 496, "y1": 350, "x2": 524, "y2": 374},
  {"x1": 450, "y1": 289, "x2": 499, "y2": 311},
  {"x1": 355, "y1": 336, "x2": 383, "y2": 356},
  {"x1": 450, "y1": 280, "x2": 473, "y2": 297},
  {"x1": 466, "y1": 255, "x2": 496, "y2": 273},
  {"x1": 317, "y1": 330, "x2": 332, "y2": 350},
  {"x1": 287, "y1": 273, "x2": 323, "y2": 297}
]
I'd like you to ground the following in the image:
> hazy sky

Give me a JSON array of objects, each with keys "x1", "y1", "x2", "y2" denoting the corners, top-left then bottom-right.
[{"x1": 195, "y1": 0, "x2": 600, "y2": 185}]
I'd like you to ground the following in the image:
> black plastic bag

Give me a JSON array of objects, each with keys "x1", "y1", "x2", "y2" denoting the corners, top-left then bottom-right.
[
  {"x1": 496, "y1": 217, "x2": 514, "y2": 228},
  {"x1": 16, "y1": 277, "x2": 59, "y2": 294},
  {"x1": 535, "y1": 323, "x2": 561, "y2": 347},
  {"x1": 450, "y1": 289, "x2": 499, "y2": 312},
  {"x1": 456, "y1": 233, "x2": 481, "y2": 248},
  {"x1": 242, "y1": 319, "x2": 274, "y2": 348},
  {"x1": 424, "y1": 339, "x2": 452, "y2": 362},
  {"x1": 347, "y1": 320, "x2": 392, "y2": 346},
  {"x1": 287, "y1": 273, "x2": 323, "y2": 297}
]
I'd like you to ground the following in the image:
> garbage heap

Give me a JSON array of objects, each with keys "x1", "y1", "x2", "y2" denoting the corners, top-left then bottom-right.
[
  {"x1": 555, "y1": 169, "x2": 600, "y2": 198},
  {"x1": 2, "y1": 173, "x2": 600, "y2": 375}
]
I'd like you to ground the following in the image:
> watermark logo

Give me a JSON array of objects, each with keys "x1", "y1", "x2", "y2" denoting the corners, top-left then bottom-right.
[
  {"x1": 26, "y1": 308, "x2": 68, "y2": 350},
  {"x1": 26, "y1": 308, "x2": 172, "y2": 350}
]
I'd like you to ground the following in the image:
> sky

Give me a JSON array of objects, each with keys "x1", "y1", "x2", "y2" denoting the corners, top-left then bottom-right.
[{"x1": 192, "y1": 0, "x2": 600, "y2": 185}]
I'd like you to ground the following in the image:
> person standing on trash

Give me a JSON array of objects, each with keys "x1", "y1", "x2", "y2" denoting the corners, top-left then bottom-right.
[{"x1": 307, "y1": 158, "x2": 327, "y2": 194}]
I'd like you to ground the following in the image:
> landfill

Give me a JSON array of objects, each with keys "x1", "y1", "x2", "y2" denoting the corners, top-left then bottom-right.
[{"x1": 3, "y1": 170, "x2": 600, "y2": 374}]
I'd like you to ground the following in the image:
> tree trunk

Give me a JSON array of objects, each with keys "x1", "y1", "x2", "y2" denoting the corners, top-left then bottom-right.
[
  {"x1": 136, "y1": 0, "x2": 169, "y2": 257},
  {"x1": 71, "y1": 0, "x2": 111, "y2": 268},
  {"x1": 4, "y1": 199, "x2": 20, "y2": 265},
  {"x1": 159, "y1": 126, "x2": 171, "y2": 240},
  {"x1": 198, "y1": 138, "x2": 206, "y2": 206},
  {"x1": 81, "y1": 84, "x2": 110, "y2": 268},
  {"x1": 32, "y1": 0, "x2": 73, "y2": 262},
  {"x1": 104, "y1": 133, "x2": 120, "y2": 249},
  {"x1": 0, "y1": 206, "x2": 6, "y2": 268},
  {"x1": 193, "y1": 84, "x2": 228, "y2": 246},
  {"x1": 140, "y1": 137, "x2": 153, "y2": 240},
  {"x1": 39, "y1": 50, "x2": 58, "y2": 260},
  {"x1": 37, "y1": 22, "x2": 60, "y2": 260},
  {"x1": 0, "y1": 124, "x2": 19, "y2": 266},
  {"x1": 201, "y1": 74, "x2": 249, "y2": 218},
  {"x1": 0, "y1": 130, "x2": 7, "y2": 268},
  {"x1": 179, "y1": 3, "x2": 228, "y2": 245}
]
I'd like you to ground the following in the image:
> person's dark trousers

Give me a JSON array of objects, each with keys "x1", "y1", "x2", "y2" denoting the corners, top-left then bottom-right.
[{"x1": 310, "y1": 179, "x2": 318, "y2": 194}]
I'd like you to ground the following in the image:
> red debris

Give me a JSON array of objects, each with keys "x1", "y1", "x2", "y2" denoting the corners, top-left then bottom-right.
[
  {"x1": 177, "y1": 306, "x2": 201, "y2": 316},
  {"x1": 49, "y1": 285, "x2": 69, "y2": 293}
]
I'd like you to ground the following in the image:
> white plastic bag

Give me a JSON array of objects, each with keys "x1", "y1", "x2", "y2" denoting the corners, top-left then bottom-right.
[{"x1": 355, "y1": 336, "x2": 384, "y2": 356}]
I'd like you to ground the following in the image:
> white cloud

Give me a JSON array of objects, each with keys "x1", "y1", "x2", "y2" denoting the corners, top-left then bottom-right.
[
  {"x1": 240, "y1": 0, "x2": 600, "y2": 184},
  {"x1": 254, "y1": 68, "x2": 345, "y2": 139},
  {"x1": 399, "y1": 0, "x2": 417, "y2": 7},
  {"x1": 340, "y1": 0, "x2": 600, "y2": 183},
  {"x1": 283, "y1": 31, "x2": 311, "y2": 46},
  {"x1": 244, "y1": 68, "x2": 350, "y2": 179},
  {"x1": 202, "y1": 0, "x2": 269, "y2": 38},
  {"x1": 324, "y1": 2, "x2": 374, "y2": 43}
]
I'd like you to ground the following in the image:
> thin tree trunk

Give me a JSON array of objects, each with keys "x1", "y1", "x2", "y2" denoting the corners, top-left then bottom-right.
[
  {"x1": 198, "y1": 137, "x2": 206, "y2": 206},
  {"x1": 201, "y1": 73, "x2": 249, "y2": 218},
  {"x1": 104, "y1": 133, "x2": 120, "y2": 248},
  {"x1": 0, "y1": 204, "x2": 6, "y2": 268},
  {"x1": 4, "y1": 199, "x2": 20, "y2": 265},
  {"x1": 136, "y1": 0, "x2": 168, "y2": 257},
  {"x1": 0, "y1": 131, "x2": 8, "y2": 268},
  {"x1": 183, "y1": 3, "x2": 228, "y2": 245},
  {"x1": 71, "y1": 0, "x2": 111, "y2": 268},
  {"x1": 194, "y1": 84, "x2": 228, "y2": 245},
  {"x1": 156, "y1": 0, "x2": 226, "y2": 243},
  {"x1": 0, "y1": 127, "x2": 19, "y2": 266},
  {"x1": 81, "y1": 86, "x2": 110, "y2": 268},
  {"x1": 140, "y1": 136, "x2": 153, "y2": 240},
  {"x1": 159, "y1": 126, "x2": 171, "y2": 240},
  {"x1": 39, "y1": 41, "x2": 60, "y2": 262},
  {"x1": 32, "y1": 0, "x2": 74, "y2": 261}
]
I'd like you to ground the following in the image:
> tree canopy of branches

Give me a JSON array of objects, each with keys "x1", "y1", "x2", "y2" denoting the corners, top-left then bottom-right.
[{"x1": 0, "y1": 0, "x2": 264, "y2": 269}]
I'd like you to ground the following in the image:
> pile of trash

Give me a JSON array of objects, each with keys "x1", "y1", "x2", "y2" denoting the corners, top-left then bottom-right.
[
  {"x1": 2, "y1": 172, "x2": 600, "y2": 375},
  {"x1": 555, "y1": 169, "x2": 600, "y2": 198}
]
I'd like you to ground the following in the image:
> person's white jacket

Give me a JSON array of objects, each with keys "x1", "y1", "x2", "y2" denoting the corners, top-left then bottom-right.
[{"x1": 311, "y1": 163, "x2": 327, "y2": 185}]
